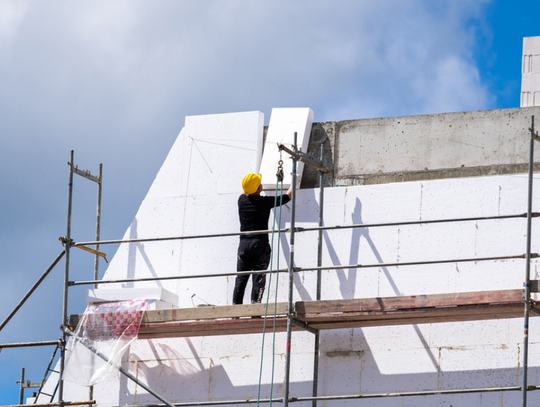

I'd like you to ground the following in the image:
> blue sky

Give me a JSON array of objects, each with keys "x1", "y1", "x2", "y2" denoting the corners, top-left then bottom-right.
[{"x1": 0, "y1": 0, "x2": 539, "y2": 403}]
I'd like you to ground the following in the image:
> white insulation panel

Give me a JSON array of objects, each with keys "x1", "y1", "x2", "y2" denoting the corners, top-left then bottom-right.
[{"x1": 259, "y1": 107, "x2": 314, "y2": 190}]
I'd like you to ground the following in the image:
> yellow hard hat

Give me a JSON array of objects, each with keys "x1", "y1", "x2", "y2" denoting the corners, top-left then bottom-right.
[{"x1": 242, "y1": 173, "x2": 262, "y2": 194}]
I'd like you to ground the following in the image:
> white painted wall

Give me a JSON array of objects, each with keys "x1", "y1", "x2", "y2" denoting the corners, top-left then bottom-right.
[{"x1": 55, "y1": 111, "x2": 540, "y2": 407}]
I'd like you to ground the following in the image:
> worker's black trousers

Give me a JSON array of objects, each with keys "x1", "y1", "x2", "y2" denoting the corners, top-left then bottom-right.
[{"x1": 233, "y1": 238, "x2": 271, "y2": 304}]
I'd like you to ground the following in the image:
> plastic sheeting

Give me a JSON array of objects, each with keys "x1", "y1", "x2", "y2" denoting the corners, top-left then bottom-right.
[{"x1": 64, "y1": 299, "x2": 147, "y2": 387}]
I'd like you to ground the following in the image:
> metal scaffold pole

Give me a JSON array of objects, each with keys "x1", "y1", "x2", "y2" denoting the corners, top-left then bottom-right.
[
  {"x1": 523, "y1": 115, "x2": 538, "y2": 407},
  {"x1": 94, "y1": 163, "x2": 103, "y2": 287},
  {"x1": 18, "y1": 367, "x2": 25, "y2": 405},
  {"x1": 90, "y1": 163, "x2": 101, "y2": 407},
  {"x1": 312, "y1": 143, "x2": 325, "y2": 407},
  {"x1": 283, "y1": 132, "x2": 298, "y2": 407},
  {"x1": 58, "y1": 150, "x2": 75, "y2": 403}
]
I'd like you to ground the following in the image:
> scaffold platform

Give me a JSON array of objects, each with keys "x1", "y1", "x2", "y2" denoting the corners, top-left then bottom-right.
[{"x1": 68, "y1": 289, "x2": 536, "y2": 338}]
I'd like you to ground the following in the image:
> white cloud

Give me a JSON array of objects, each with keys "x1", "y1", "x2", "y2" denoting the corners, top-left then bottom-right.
[
  {"x1": 0, "y1": 0, "x2": 28, "y2": 50},
  {"x1": 415, "y1": 55, "x2": 493, "y2": 114},
  {"x1": 0, "y1": 1, "x2": 496, "y2": 129}
]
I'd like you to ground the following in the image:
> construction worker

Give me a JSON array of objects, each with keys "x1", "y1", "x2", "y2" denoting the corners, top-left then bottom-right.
[{"x1": 233, "y1": 173, "x2": 292, "y2": 304}]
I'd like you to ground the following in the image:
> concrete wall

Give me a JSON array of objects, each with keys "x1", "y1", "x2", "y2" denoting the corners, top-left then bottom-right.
[
  {"x1": 55, "y1": 108, "x2": 540, "y2": 406},
  {"x1": 301, "y1": 107, "x2": 540, "y2": 188}
]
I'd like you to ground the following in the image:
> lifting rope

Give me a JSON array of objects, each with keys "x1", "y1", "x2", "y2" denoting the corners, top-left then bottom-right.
[{"x1": 256, "y1": 159, "x2": 286, "y2": 407}]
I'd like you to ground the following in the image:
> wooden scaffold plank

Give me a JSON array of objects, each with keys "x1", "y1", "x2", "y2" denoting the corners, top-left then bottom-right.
[{"x1": 68, "y1": 290, "x2": 536, "y2": 339}]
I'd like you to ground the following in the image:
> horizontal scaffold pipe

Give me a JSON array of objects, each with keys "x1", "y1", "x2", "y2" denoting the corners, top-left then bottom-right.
[
  {"x1": 73, "y1": 229, "x2": 290, "y2": 247},
  {"x1": 292, "y1": 385, "x2": 529, "y2": 402},
  {"x1": 299, "y1": 212, "x2": 537, "y2": 234},
  {"x1": 0, "y1": 340, "x2": 59, "y2": 349},
  {"x1": 114, "y1": 398, "x2": 283, "y2": 407},
  {"x1": 0, "y1": 402, "x2": 95, "y2": 407},
  {"x1": 69, "y1": 253, "x2": 533, "y2": 287},
  {"x1": 112, "y1": 384, "x2": 539, "y2": 407},
  {"x1": 72, "y1": 213, "x2": 536, "y2": 248},
  {"x1": 297, "y1": 253, "x2": 534, "y2": 272},
  {"x1": 69, "y1": 268, "x2": 290, "y2": 286}
]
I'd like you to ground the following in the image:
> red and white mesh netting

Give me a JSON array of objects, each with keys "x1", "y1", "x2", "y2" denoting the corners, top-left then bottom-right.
[
  {"x1": 78, "y1": 299, "x2": 147, "y2": 341},
  {"x1": 64, "y1": 299, "x2": 147, "y2": 387}
]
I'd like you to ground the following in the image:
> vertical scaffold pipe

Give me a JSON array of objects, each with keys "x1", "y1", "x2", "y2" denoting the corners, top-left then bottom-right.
[
  {"x1": 94, "y1": 163, "x2": 103, "y2": 288},
  {"x1": 59, "y1": 150, "x2": 74, "y2": 403},
  {"x1": 522, "y1": 115, "x2": 535, "y2": 407},
  {"x1": 19, "y1": 367, "x2": 25, "y2": 405},
  {"x1": 283, "y1": 132, "x2": 298, "y2": 407},
  {"x1": 90, "y1": 163, "x2": 102, "y2": 403},
  {"x1": 312, "y1": 143, "x2": 325, "y2": 407}
]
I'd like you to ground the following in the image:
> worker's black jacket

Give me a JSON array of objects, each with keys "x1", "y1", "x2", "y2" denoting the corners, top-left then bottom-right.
[{"x1": 238, "y1": 193, "x2": 291, "y2": 241}]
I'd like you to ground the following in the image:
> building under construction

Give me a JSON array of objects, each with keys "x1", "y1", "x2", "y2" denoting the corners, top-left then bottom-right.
[{"x1": 3, "y1": 36, "x2": 540, "y2": 407}]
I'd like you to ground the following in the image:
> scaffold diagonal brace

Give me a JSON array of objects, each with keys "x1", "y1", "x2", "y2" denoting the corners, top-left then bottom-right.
[{"x1": 61, "y1": 326, "x2": 174, "y2": 407}]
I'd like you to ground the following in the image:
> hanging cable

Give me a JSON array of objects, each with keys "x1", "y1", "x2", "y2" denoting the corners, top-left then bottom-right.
[
  {"x1": 256, "y1": 160, "x2": 285, "y2": 407},
  {"x1": 269, "y1": 169, "x2": 284, "y2": 406}
]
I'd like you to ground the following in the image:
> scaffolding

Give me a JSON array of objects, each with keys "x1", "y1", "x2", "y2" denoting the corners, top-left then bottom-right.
[{"x1": 1, "y1": 116, "x2": 540, "y2": 407}]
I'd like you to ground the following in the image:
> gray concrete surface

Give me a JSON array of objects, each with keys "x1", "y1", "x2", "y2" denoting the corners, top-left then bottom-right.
[{"x1": 301, "y1": 106, "x2": 540, "y2": 188}]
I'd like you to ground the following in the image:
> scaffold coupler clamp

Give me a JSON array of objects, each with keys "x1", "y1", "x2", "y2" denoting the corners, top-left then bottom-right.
[
  {"x1": 58, "y1": 331, "x2": 67, "y2": 350},
  {"x1": 59, "y1": 236, "x2": 74, "y2": 247}
]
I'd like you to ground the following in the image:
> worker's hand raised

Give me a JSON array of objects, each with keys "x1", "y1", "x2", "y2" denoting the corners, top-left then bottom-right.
[{"x1": 287, "y1": 184, "x2": 293, "y2": 199}]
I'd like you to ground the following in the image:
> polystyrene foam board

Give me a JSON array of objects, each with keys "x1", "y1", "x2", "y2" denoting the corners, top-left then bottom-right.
[
  {"x1": 259, "y1": 108, "x2": 314, "y2": 190},
  {"x1": 318, "y1": 260, "x2": 380, "y2": 300},
  {"x1": 498, "y1": 174, "x2": 540, "y2": 214},
  {"x1": 474, "y1": 218, "x2": 528, "y2": 257},
  {"x1": 343, "y1": 182, "x2": 423, "y2": 224},
  {"x1": 360, "y1": 348, "x2": 438, "y2": 393},
  {"x1": 86, "y1": 287, "x2": 178, "y2": 306},
  {"x1": 319, "y1": 328, "x2": 356, "y2": 352},
  {"x1": 376, "y1": 263, "x2": 456, "y2": 297},
  {"x1": 429, "y1": 319, "x2": 511, "y2": 348},
  {"x1": 212, "y1": 354, "x2": 272, "y2": 390},
  {"x1": 502, "y1": 392, "x2": 533, "y2": 407},
  {"x1": 402, "y1": 394, "x2": 481, "y2": 407},
  {"x1": 518, "y1": 342, "x2": 540, "y2": 385},
  {"x1": 396, "y1": 222, "x2": 477, "y2": 262},
  {"x1": 129, "y1": 338, "x2": 204, "y2": 363},
  {"x1": 184, "y1": 111, "x2": 264, "y2": 196},
  {"x1": 438, "y1": 345, "x2": 518, "y2": 389},
  {"x1": 318, "y1": 351, "x2": 361, "y2": 394},
  {"x1": 361, "y1": 324, "x2": 432, "y2": 352},
  {"x1": 130, "y1": 358, "x2": 210, "y2": 403},
  {"x1": 322, "y1": 226, "x2": 399, "y2": 267},
  {"x1": 454, "y1": 260, "x2": 524, "y2": 292},
  {"x1": 420, "y1": 177, "x2": 501, "y2": 220}
]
